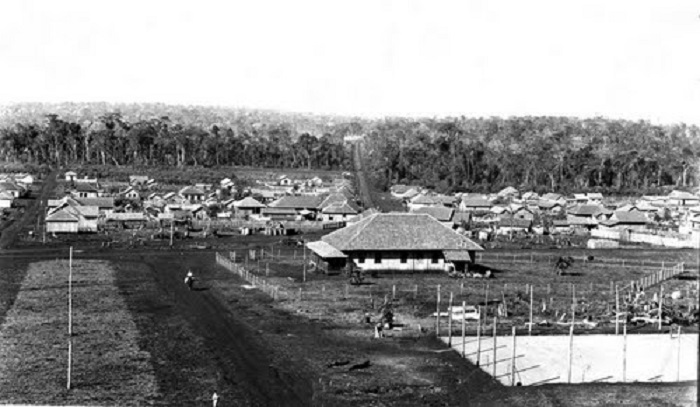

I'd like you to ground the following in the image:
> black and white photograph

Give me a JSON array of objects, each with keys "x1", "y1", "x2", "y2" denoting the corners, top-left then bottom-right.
[{"x1": 0, "y1": 1, "x2": 698, "y2": 405}]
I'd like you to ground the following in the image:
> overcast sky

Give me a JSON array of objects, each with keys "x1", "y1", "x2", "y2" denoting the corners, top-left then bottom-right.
[{"x1": 0, "y1": 0, "x2": 698, "y2": 124}]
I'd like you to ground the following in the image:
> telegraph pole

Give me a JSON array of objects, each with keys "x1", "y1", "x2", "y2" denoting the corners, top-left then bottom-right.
[{"x1": 67, "y1": 246, "x2": 73, "y2": 390}]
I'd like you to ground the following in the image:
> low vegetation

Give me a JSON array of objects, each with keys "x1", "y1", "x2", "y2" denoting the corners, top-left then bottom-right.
[{"x1": 0, "y1": 260, "x2": 158, "y2": 406}]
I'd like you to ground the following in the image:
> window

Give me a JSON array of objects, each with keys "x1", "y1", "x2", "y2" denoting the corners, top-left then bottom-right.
[
  {"x1": 374, "y1": 253, "x2": 382, "y2": 264},
  {"x1": 357, "y1": 252, "x2": 365, "y2": 264},
  {"x1": 400, "y1": 253, "x2": 408, "y2": 263},
  {"x1": 432, "y1": 253, "x2": 440, "y2": 264}
]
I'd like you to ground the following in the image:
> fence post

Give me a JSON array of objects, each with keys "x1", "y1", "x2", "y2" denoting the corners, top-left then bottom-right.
[
  {"x1": 567, "y1": 324, "x2": 574, "y2": 384},
  {"x1": 658, "y1": 285, "x2": 663, "y2": 330},
  {"x1": 528, "y1": 285, "x2": 533, "y2": 336},
  {"x1": 298, "y1": 287, "x2": 302, "y2": 301},
  {"x1": 448, "y1": 292, "x2": 453, "y2": 346},
  {"x1": 484, "y1": 283, "x2": 490, "y2": 318},
  {"x1": 460, "y1": 300, "x2": 467, "y2": 357},
  {"x1": 414, "y1": 284, "x2": 418, "y2": 300},
  {"x1": 392, "y1": 285, "x2": 396, "y2": 300},
  {"x1": 476, "y1": 309, "x2": 481, "y2": 366},
  {"x1": 492, "y1": 317, "x2": 498, "y2": 378},
  {"x1": 511, "y1": 326, "x2": 517, "y2": 386},
  {"x1": 436, "y1": 285, "x2": 441, "y2": 336},
  {"x1": 622, "y1": 323, "x2": 627, "y2": 382},
  {"x1": 615, "y1": 285, "x2": 620, "y2": 335},
  {"x1": 676, "y1": 326, "x2": 682, "y2": 381}
]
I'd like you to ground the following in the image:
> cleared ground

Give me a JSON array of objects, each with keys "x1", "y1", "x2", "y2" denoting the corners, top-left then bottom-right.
[
  {"x1": 441, "y1": 333, "x2": 698, "y2": 385},
  {"x1": 0, "y1": 260, "x2": 158, "y2": 406}
]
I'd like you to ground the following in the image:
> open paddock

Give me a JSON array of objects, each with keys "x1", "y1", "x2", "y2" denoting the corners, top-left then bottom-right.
[{"x1": 216, "y1": 246, "x2": 700, "y2": 336}]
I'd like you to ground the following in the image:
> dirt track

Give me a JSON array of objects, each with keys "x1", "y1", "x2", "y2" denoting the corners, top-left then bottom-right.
[{"x1": 119, "y1": 253, "x2": 313, "y2": 406}]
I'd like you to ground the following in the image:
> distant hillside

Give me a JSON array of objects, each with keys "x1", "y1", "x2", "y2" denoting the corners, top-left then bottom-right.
[{"x1": 0, "y1": 102, "x2": 698, "y2": 195}]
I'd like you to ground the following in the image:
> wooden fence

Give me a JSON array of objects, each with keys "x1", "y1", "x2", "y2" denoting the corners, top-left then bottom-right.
[{"x1": 215, "y1": 252, "x2": 285, "y2": 300}]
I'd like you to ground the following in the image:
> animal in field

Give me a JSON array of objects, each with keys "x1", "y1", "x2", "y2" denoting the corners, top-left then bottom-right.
[{"x1": 553, "y1": 256, "x2": 575, "y2": 276}]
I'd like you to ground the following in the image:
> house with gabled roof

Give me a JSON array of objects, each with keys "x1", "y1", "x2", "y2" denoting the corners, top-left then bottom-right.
[
  {"x1": 46, "y1": 201, "x2": 99, "y2": 233},
  {"x1": 600, "y1": 211, "x2": 649, "y2": 231},
  {"x1": 120, "y1": 186, "x2": 141, "y2": 200},
  {"x1": 180, "y1": 186, "x2": 205, "y2": 202},
  {"x1": 568, "y1": 204, "x2": 611, "y2": 220},
  {"x1": 460, "y1": 197, "x2": 492, "y2": 212},
  {"x1": 307, "y1": 213, "x2": 484, "y2": 274},
  {"x1": 233, "y1": 196, "x2": 266, "y2": 217},
  {"x1": 268, "y1": 195, "x2": 325, "y2": 219},
  {"x1": 73, "y1": 183, "x2": 99, "y2": 198},
  {"x1": 320, "y1": 201, "x2": 361, "y2": 222},
  {"x1": 64, "y1": 171, "x2": 78, "y2": 182}
]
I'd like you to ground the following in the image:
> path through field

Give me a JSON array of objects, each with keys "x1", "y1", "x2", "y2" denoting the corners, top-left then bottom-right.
[{"x1": 127, "y1": 253, "x2": 313, "y2": 406}]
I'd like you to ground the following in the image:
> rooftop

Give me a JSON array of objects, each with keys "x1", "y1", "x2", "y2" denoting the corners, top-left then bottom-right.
[{"x1": 322, "y1": 213, "x2": 483, "y2": 252}]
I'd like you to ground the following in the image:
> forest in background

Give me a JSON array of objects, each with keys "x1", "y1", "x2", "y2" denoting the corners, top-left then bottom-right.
[{"x1": 1, "y1": 102, "x2": 699, "y2": 195}]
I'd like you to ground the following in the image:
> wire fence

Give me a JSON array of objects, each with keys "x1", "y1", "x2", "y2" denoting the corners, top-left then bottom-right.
[{"x1": 215, "y1": 251, "x2": 699, "y2": 337}]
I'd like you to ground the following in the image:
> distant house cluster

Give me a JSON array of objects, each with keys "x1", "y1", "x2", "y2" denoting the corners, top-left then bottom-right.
[
  {"x1": 387, "y1": 184, "x2": 700, "y2": 240},
  {"x1": 46, "y1": 171, "x2": 362, "y2": 233}
]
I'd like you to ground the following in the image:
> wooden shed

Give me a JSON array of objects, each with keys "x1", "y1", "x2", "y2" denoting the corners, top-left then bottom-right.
[{"x1": 306, "y1": 241, "x2": 347, "y2": 275}]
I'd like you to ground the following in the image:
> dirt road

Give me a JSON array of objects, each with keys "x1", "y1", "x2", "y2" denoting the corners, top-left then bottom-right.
[{"x1": 129, "y1": 253, "x2": 313, "y2": 406}]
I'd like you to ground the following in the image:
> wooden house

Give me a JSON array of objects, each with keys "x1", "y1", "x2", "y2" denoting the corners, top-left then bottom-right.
[
  {"x1": 267, "y1": 195, "x2": 325, "y2": 219},
  {"x1": 233, "y1": 197, "x2": 266, "y2": 217},
  {"x1": 600, "y1": 211, "x2": 649, "y2": 231},
  {"x1": 120, "y1": 187, "x2": 141, "y2": 200},
  {"x1": 307, "y1": 213, "x2": 483, "y2": 274},
  {"x1": 460, "y1": 197, "x2": 492, "y2": 212},
  {"x1": 46, "y1": 209, "x2": 80, "y2": 233},
  {"x1": 73, "y1": 183, "x2": 99, "y2": 198},
  {"x1": 64, "y1": 171, "x2": 77, "y2": 182},
  {"x1": 320, "y1": 200, "x2": 360, "y2": 222},
  {"x1": 179, "y1": 186, "x2": 205, "y2": 202}
]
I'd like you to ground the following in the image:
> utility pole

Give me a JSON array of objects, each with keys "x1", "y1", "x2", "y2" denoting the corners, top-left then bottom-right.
[{"x1": 67, "y1": 246, "x2": 73, "y2": 390}]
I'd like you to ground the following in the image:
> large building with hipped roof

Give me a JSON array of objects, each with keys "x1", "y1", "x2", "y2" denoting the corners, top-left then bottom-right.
[{"x1": 306, "y1": 213, "x2": 483, "y2": 274}]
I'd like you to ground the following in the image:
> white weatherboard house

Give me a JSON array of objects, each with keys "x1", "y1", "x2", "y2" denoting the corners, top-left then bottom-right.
[{"x1": 307, "y1": 213, "x2": 483, "y2": 274}]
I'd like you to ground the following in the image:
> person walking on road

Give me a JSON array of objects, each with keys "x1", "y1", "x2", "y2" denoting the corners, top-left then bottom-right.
[{"x1": 212, "y1": 391, "x2": 219, "y2": 407}]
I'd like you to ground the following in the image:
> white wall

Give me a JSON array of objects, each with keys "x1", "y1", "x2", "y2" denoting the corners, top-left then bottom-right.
[{"x1": 350, "y1": 251, "x2": 446, "y2": 272}]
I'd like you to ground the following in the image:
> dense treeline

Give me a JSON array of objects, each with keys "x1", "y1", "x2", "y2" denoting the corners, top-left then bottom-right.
[
  {"x1": 361, "y1": 117, "x2": 700, "y2": 194},
  {"x1": 0, "y1": 103, "x2": 350, "y2": 170},
  {"x1": 1, "y1": 103, "x2": 698, "y2": 195}
]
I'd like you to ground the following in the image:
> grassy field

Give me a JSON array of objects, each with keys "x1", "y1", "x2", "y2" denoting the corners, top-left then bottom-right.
[{"x1": 0, "y1": 260, "x2": 158, "y2": 406}]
